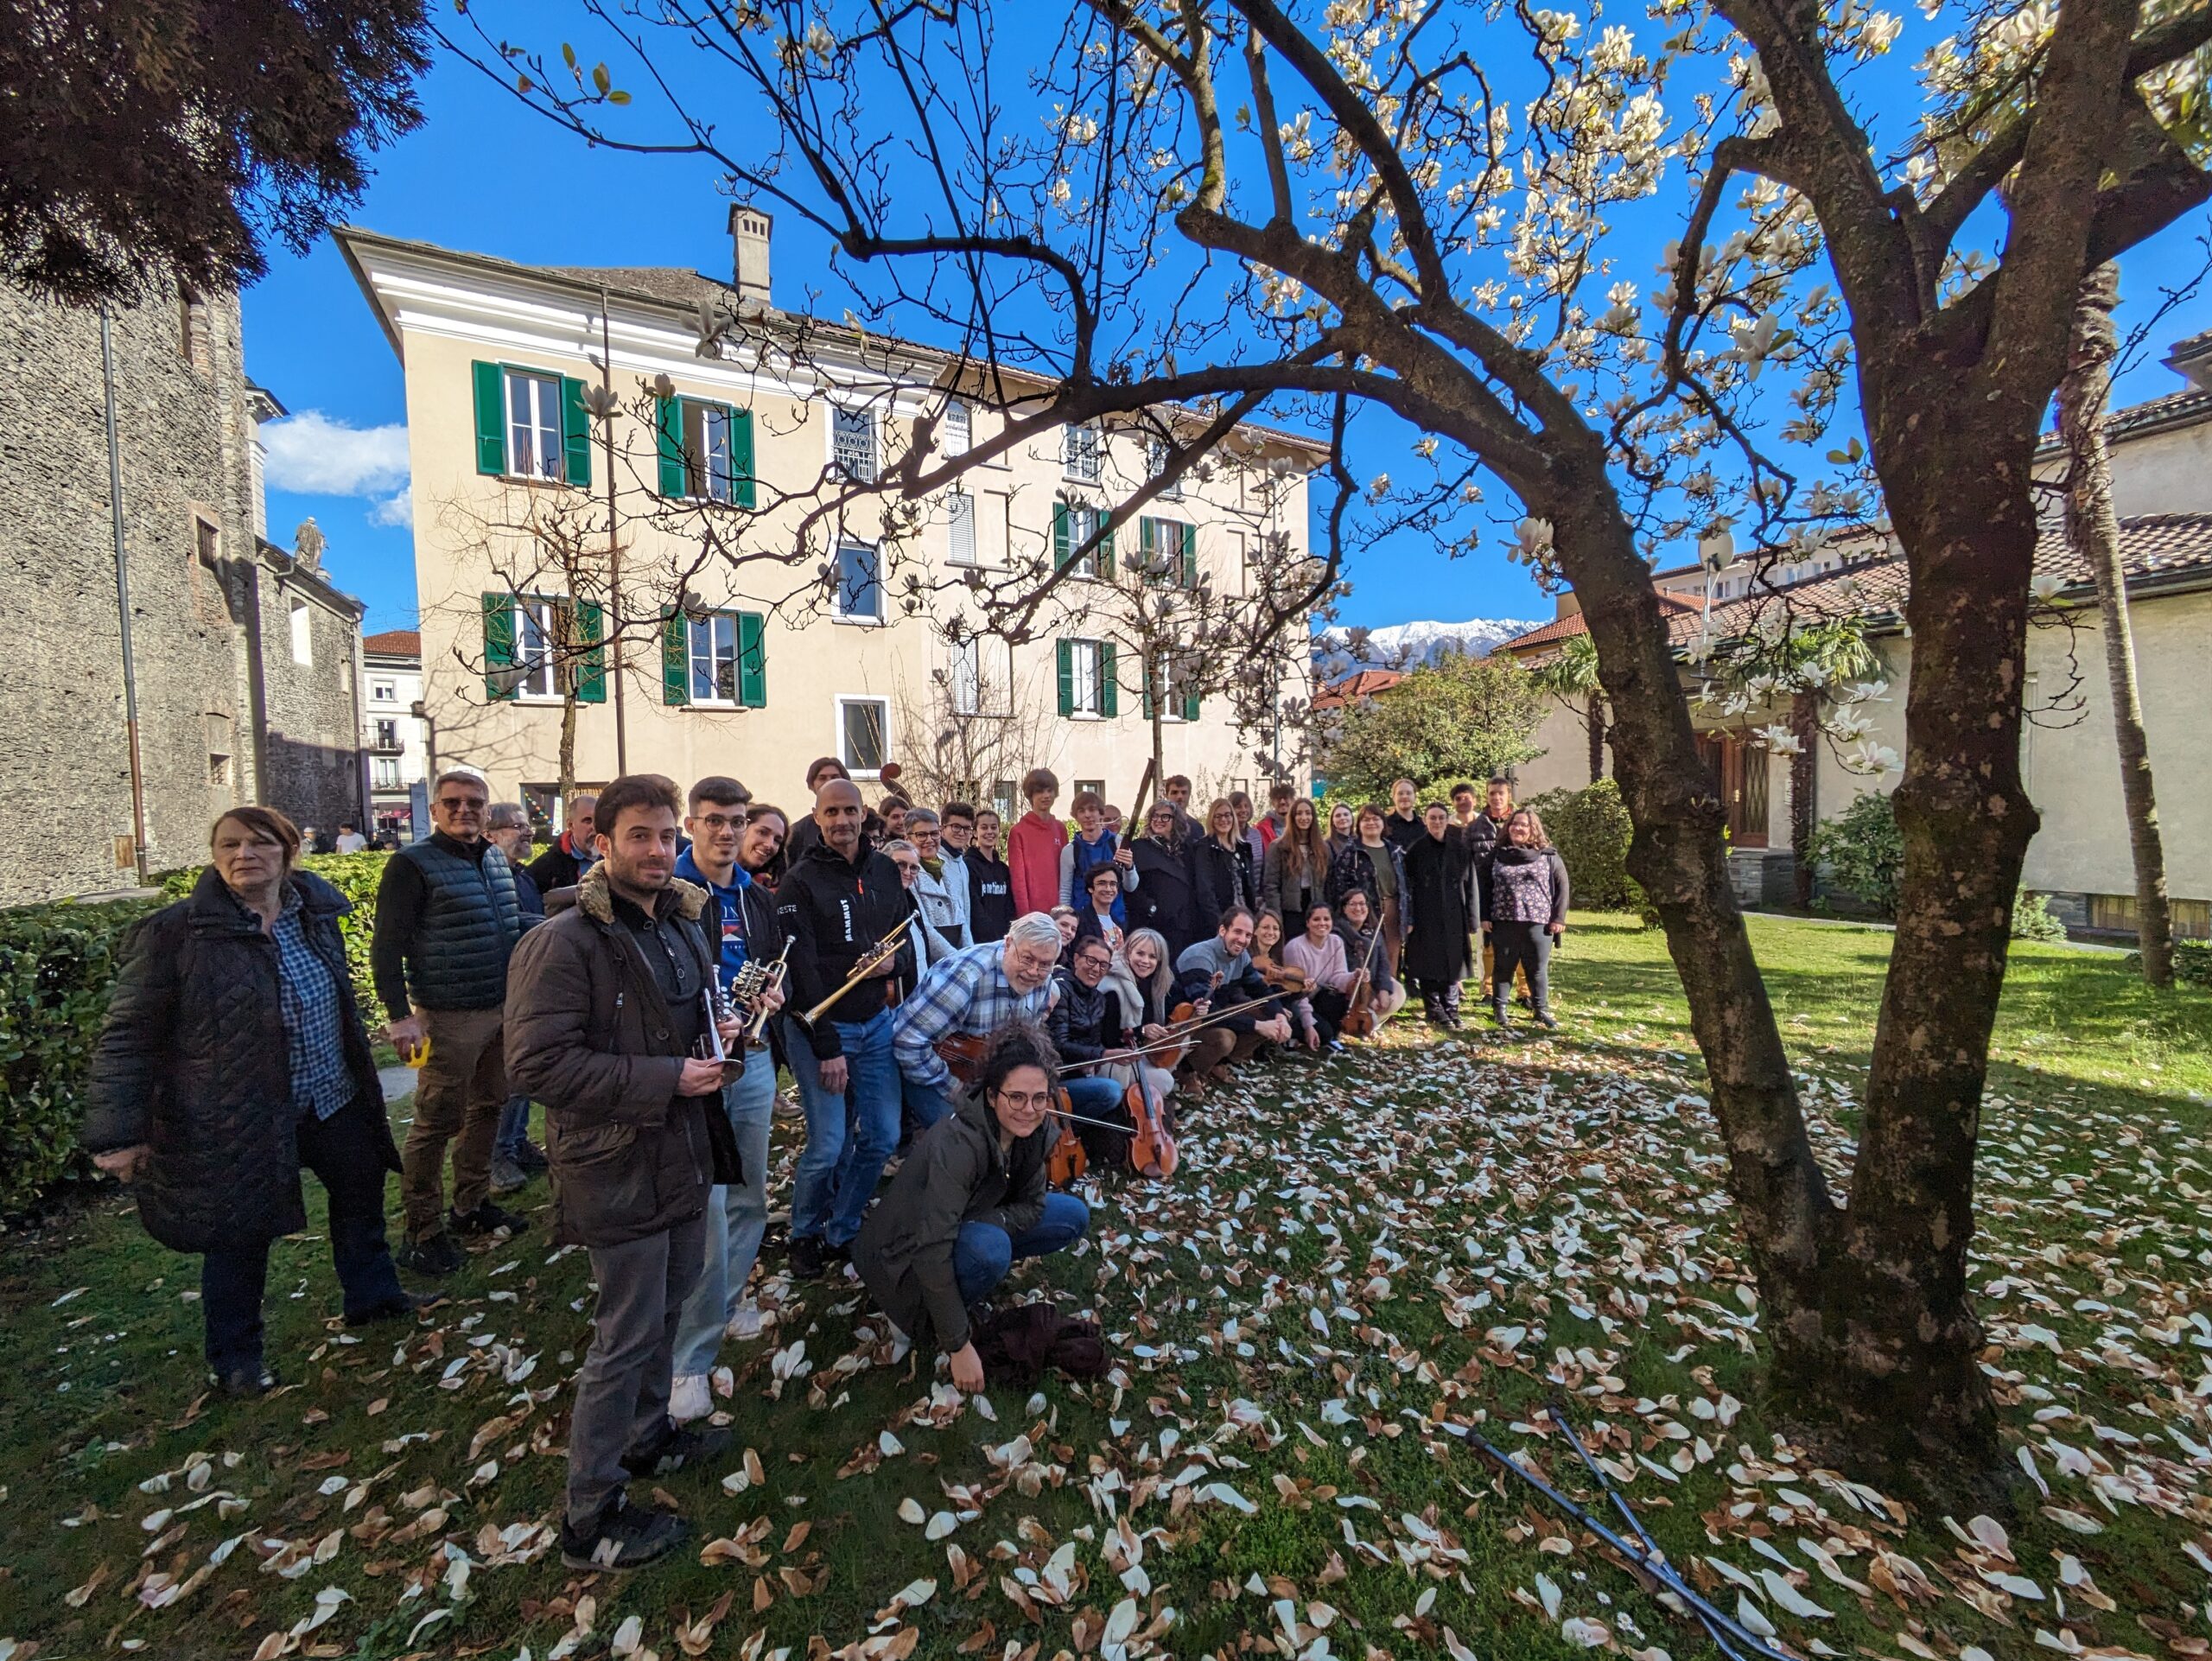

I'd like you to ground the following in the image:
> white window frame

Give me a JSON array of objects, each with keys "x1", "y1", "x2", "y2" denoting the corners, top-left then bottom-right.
[
  {"x1": 836, "y1": 542, "x2": 885, "y2": 622},
  {"x1": 370, "y1": 678, "x2": 397, "y2": 703},
  {"x1": 1148, "y1": 437, "x2": 1185, "y2": 500},
  {"x1": 505, "y1": 369, "x2": 565, "y2": 481},
  {"x1": 1064, "y1": 423, "x2": 1103, "y2": 484},
  {"x1": 372, "y1": 756, "x2": 403, "y2": 790},
  {"x1": 1064, "y1": 501, "x2": 1104, "y2": 581},
  {"x1": 836, "y1": 694, "x2": 891, "y2": 779},
  {"x1": 1068, "y1": 638, "x2": 1106, "y2": 718},
  {"x1": 831, "y1": 405, "x2": 877, "y2": 483},
  {"x1": 289, "y1": 599, "x2": 313, "y2": 666},
  {"x1": 688, "y1": 611, "x2": 746, "y2": 705},
  {"x1": 949, "y1": 636, "x2": 982, "y2": 717},
  {"x1": 512, "y1": 595, "x2": 561, "y2": 700},
  {"x1": 943, "y1": 398, "x2": 971, "y2": 458},
  {"x1": 947, "y1": 490, "x2": 979, "y2": 565},
  {"x1": 685, "y1": 401, "x2": 741, "y2": 504},
  {"x1": 372, "y1": 716, "x2": 400, "y2": 750}
]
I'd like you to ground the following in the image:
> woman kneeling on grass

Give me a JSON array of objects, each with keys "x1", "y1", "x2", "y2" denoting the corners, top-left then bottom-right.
[
  {"x1": 854, "y1": 1024, "x2": 1090, "y2": 1392},
  {"x1": 84, "y1": 806, "x2": 424, "y2": 1396}
]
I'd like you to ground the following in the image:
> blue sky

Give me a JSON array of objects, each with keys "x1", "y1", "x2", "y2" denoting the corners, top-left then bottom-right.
[{"x1": 245, "y1": 35, "x2": 2212, "y2": 639}]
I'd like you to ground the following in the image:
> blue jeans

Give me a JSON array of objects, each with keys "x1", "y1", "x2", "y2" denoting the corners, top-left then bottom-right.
[
  {"x1": 493, "y1": 1094, "x2": 533, "y2": 1161},
  {"x1": 672, "y1": 1053, "x2": 778, "y2": 1377},
  {"x1": 785, "y1": 1009, "x2": 902, "y2": 1248},
  {"x1": 952, "y1": 1192, "x2": 1092, "y2": 1308}
]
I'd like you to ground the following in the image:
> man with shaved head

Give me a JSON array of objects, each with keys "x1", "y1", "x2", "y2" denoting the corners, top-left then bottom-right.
[{"x1": 774, "y1": 777, "x2": 917, "y2": 1280}]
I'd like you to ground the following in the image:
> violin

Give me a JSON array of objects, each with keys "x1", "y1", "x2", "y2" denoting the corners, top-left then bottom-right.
[
  {"x1": 1255, "y1": 958, "x2": 1309, "y2": 996},
  {"x1": 1338, "y1": 926, "x2": 1384, "y2": 1040},
  {"x1": 935, "y1": 1030, "x2": 988, "y2": 1085}
]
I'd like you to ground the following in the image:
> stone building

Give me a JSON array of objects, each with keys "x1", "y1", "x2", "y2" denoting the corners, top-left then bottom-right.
[{"x1": 0, "y1": 277, "x2": 369, "y2": 904}]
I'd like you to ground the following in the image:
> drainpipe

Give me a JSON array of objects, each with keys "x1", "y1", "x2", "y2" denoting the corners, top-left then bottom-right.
[
  {"x1": 99, "y1": 305, "x2": 152, "y2": 887},
  {"x1": 600, "y1": 285, "x2": 628, "y2": 775}
]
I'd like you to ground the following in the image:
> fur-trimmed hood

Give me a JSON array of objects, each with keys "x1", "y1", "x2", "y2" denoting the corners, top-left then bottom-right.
[{"x1": 572, "y1": 860, "x2": 709, "y2": 927}]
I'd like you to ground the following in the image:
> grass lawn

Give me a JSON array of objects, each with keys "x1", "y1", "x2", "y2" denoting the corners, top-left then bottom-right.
[{"x1": 1, "y1": 914, "x2": 2208, "y2": 1661}]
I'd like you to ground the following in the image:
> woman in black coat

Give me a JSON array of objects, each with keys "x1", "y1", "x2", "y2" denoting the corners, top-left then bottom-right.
[
  {"x1": 1127, "y1": 801, "x2": 1207, "y2": 965},
  {"x1": 1400, "y1": 804, "x2": 1480, "y2": 1028},
  {"x1": 85, "y1": 806, "x2": 416, "y2": 1395},
  {"x1": 1192, "y1": 798, "x2": 1255, "y2": 926}
]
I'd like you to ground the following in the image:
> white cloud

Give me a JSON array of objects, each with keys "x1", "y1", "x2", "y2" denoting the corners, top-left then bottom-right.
[
  {"x1": 263, "y1": 410, "x2": 410, "y2": 498},
  {"x1": 366, "y1": 487, "x2": 414, "y2": 529}
]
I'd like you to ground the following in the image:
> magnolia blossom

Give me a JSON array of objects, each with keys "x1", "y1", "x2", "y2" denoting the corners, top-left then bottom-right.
[
  {"x1": 1755, "y1": 722, "x2": 1805, "y2": 754},
  {"x1": 1844, "y1": 741, "x2": 1903, "y2": 774},
  {"x1": 1825, "y1": 707, "x2": 1874, "y2": 741},
  {"x1": 2030, "y1": 570, "x2": 2064, "y2": 600}
]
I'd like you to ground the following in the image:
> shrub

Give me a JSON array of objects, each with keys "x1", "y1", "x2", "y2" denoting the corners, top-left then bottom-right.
[
  {"x1": 0, "y1": 897, "x2": 160, "y2": 1215},
  {"x1": 1803, "y1": 791, "x2": 1904, "y2": 918},
  {"x1": 2012, "y1": 892, "x2": 2069, "y2": 943},
  {"x1": 160, "y1": 852, "x2": 388, "y2": 1015},
  {"x1": 2139, "y1": 939, "x2": 2212, "y2": 986},
  {"x1": 1525, "y1": 779, "x2": 1643, "y2": 913}
]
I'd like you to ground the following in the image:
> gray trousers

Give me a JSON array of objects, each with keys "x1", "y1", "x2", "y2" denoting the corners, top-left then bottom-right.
[{"x1": 566, "y1": 1212, "x2": 704, "y2": 1525}]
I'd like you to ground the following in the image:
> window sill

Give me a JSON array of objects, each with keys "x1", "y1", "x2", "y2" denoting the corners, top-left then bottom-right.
[
  {"x1": 1065, "y1": 710, "x2": 1109, "y2": 722},
  {"x1": 685, "y1": 698, "x2": 760, "y2": 712},
  {"x1": 834, "y1": 613, "x2": 888, "y2": 628}
]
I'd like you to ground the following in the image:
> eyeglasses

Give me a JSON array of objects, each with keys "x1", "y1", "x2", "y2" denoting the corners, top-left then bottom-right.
[
  {"x1": 696, "y1": 813, "x2": 747, "y2": 832},
  {"x1": 993, "y1": 1089, "x2": 1053, "y2": 1111},
  {"x1": 437, "y1": 797, "x2": 486, "y2": 813}
]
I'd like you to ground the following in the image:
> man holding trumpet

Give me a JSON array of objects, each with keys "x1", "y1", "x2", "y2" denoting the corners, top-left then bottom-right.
[
  {"x1": 776, "y1": 778, "x2": 917, "y2": 1281},
  {"x1": 668, "y1": 776, "x2": 787, "y2": 1420}
]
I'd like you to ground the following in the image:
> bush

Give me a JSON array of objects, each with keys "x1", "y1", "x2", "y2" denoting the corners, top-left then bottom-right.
[
  {"x1": 0, "y1": 853, "x2": 390, "y2": 1218},
  {"x1": 1525, "y1": 779, "x2": 1643, "y2": 913},
  {"x1": 2135, "y1": 939, "x2": 2212, "y2": 986},
  {"x1": 2012, "y1": 892, "x2": 2069, "y2": 943},
  {"x1": 1803, "y1": 791, "x2": 1904, "y2": 918},
  {"x1": 0, "y1": 897, "x2": 160, "y2": 1215}
]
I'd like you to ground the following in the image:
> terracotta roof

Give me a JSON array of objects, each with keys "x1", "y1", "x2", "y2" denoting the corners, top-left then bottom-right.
[
  {"x1": 2037, "y1": 384, "x2": 2212, "y2": 454},
  {"x1": 1496, "y1": 591, "x2": 1698, "y2": 655},
  {"x1": 1312, "y1": 667, "x2": 1405, "y2": 711},
  {"x1": 362, "y1": 628, "x2": 421, "y2": 659}
]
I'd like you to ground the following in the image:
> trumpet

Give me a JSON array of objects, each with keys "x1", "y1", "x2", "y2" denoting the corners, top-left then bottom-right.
[
  {"x1": 796, "y1": 915, "x2": 912, "y2": 1027},
  {"x1": 730, "y1": 939, "x2": 791, "y2": 1046}
]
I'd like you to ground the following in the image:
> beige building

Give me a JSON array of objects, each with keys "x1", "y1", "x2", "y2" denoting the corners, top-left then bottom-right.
[
  {"x1": 1499, "y1": 331, "x2": 2212, "y2": 935},
  {"x1": 337, "y1": 218, "x2": 1318, "y2": 830}
]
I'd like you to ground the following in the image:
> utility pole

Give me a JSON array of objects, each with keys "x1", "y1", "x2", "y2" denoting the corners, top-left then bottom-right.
[
  {"x1": 99, "y1": 305, "x2": 152, "y2": 887},
  {"x1": 599, "y1": 286, "x2": 629, "y2": 775}
]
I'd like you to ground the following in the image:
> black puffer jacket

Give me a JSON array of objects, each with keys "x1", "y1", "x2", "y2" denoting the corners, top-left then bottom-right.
[{"x1": 84, "y1": 867, "x2": 394, "y2": 1253}]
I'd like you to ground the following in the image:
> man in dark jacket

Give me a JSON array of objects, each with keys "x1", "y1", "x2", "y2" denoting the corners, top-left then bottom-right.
[
  {"x1": 776, "y1": 778, "x2": 915, "y2": 1280},
  {"x1": 1461, "y1": 777, "x2": 1518, "y2": 998},
  {"x1": 853, "y1": 1025, "x2": 1088, "y2": 1391},
  {"x1": 524, "y1": 792, "x2": 599, "y2": 894},
  {"x1": 1382, "y1": 778, "x2": 1427, "y2": 854},
  {"x1": 1402, "y1": 804, "x2": 1480, "y2": 1028},
  {"x1": 371, "y1": 767, "x2": 527, "y2": 1275},
  {"x1": 505, "y1": 773, "x2": 746, "y2": 1573},
  {"x1": 1172, "y1": 907, "x2": 1293, "y2": 1083}
]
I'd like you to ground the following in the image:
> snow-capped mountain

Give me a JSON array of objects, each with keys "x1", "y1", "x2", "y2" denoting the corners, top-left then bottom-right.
[{"x1": 1314, "y1": 615, "x2": 1541, "y2": 675}]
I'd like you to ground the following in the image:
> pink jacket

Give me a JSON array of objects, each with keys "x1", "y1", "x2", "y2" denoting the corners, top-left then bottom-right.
[{"x1": 1007, "y1": 811, "x2": 1070, "y2": 918}]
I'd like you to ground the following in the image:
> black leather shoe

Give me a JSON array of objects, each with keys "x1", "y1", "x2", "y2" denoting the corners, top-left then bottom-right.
[
  {"x1": 395, "y1": 1232, "x2": 464, "y2": 1276},
  {"x1": 450, "y1": 1201, "x2": 529, "y2": 1237},
  {"x1": 788, "y1": 1235, "x2": 827, "y2": 1280},
  {"x1": 560, "y1": 1495, "x2": 689, "y2": 1572},
  {"x1": 621, "y1": 1419, "x2": 733, "y2": 1478},
  {"x1": 345, "y1": 1290, "x2": 448, "y2": 1328}
]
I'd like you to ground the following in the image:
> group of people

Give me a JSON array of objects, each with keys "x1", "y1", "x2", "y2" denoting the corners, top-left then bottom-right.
[{"x1": 79, "y1": 753, "x2": 1572, "y2": 1576}]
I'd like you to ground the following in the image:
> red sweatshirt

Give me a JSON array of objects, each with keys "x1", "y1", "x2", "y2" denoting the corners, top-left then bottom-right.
[{"x1": 1006, "y1": 810, "x2": 1070, "y2": 917}]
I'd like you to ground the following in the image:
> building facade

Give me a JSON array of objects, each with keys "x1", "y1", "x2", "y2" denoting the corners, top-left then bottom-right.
[
  {"x1": 362, "y1": 629, "x2": 429, "y2": 840},
  {"x1": 338, "y1": 220, "x2": 1317, "y2": 830},
  {"x1": 0, "y1": 277, "x2": 368, "y2": 904}
]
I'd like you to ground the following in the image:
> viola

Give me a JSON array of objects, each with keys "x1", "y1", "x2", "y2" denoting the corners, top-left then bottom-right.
[
  {"x1": 1046, "y1": 1089, "x2": 1089, "y2": 1187},
  {"x1": 935, "y1": 1029, "x2": 988, "y2": 1085},
  {"x1": 1338, "y1": 926, "x2": 1385, "y2": 1040},
  {"x1": 1122, "y1": 1073, "x2": 1178, "y2": 1179}
]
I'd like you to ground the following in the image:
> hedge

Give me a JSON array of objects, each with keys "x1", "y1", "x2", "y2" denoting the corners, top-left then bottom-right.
[
  {"x1": 1524, "y1": 779, "x2": 1644, "y2": 913},
  {"x1": 0, "y1": 853, "x2": 390, "y2": 1218}
]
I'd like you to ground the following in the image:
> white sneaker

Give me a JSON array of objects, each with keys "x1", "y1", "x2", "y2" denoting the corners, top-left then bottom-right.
[
  {"x1": 669, "y1": 1372, "x2": 711, "y2": 1423},
  {"x1": 724, "y1": 1301, "x2": 765, "y2": 1341}
]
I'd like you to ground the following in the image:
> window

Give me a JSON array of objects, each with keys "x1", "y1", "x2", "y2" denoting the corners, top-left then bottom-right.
[
  {"x1": 1054, "y1": 501, "x2": 1108, "y2": 579},
  {"x1": 289, "y1": 599, "x2": 313, "y2": 666},
  {"x1": 371, "y1": 678, "x2": 397, "y2": 703},
  {"x1": 372, "y1": 757, "x2": 403, "y2": 790},
  {"x1": 663, "y1": 608, "x2": 763, "y2": 708},
  {"x1": 1075, "y1": 779, "x2": 1106, "y2": 802},
  {"x1": 506, "y1": 370, "x2": 566, "y2": 481},
  {"x1": 990, "y1": 780, "x2": 1019, "y2": 820},
  {"x1": 179, "y1": 285, "x2": 212, "y2": 372},
  {"x1": 1064, "y1": 423, "x2": 1103, "y2": 483},
  {"x1": 373, "y1": 718, "x2": 400, "y2": 750},
  {"x1": 195, "y1": 516, "x2": 220, "y2": 570},
  {"x1": 658, "y1": 396, "x2": 753, "y2": 505},
  {"x1": 943, "y1": 398, "x2": 971, "y2": 458},
  {"x1": 949, "y1": 636, "x2": 982, "y2": 716},
  {"x1": 1140, "y1": 517, "x2": 1197, "y2": 587},
  {"x1": 206, "y1": 712, "x2": 232, "y2": 788},
  {"x1": 836, "y1": 543, "x2": 883, "y2": 620},
  {"x1": 1148, "y1": 437, "x2": 1184, "y2": 500},
  {"x1": 947, "y1": 492, "x2": 978, "y2": 565},
  {"x1": 832, "y1": 406, "x2": 877, "y2": 482},
  {"x1": 839, "y1": 696, "x2": 890, "y2": 776},
  {"x1": 1058, "y1": 638, "x2": 1116, "y2": 718},
  {"x1": 512, "y1": 596, "x2": 558, "y2": 698},
  {"x1": 1145, "y1": 654, "x2": 1201, "y2": 723},
  {"x1": 690, "y1": 613, "x2": 744, "y2": 703}
]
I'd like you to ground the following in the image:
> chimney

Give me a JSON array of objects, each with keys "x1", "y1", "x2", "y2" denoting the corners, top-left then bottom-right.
[{"x1": 728, "y1": 204, "x2": 772, "y2": 308}]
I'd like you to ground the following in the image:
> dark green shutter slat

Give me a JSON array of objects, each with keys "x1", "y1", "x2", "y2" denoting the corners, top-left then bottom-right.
[
  {"x1": 575, "y1": 601, "x2": 607, "y2": 703},
  {"x1": 1052, "y1": 502, "x2": 1071, "y2": 570},
  {"x1": 1183, "y1": 681, "x2": 1201, "y2": 722},
  {"x1": 733, "y1": 408, "x2": 756, "y2": 509},
  {"x1": 473, "y1": 362, "x2": 506, "y2": 475},
  {"x1": 663, "y1": 610, "x2": 690, "y2": 706},
  {"x1": 481, "y1": 592, "x2": 517, "y2": 701},
  {"x1": 1100, "y1": 641, "x2": 1118, "y2": 718},
  {"x1": 737, "y1": 611, "x2": 766, "y2": 707},
  {"x1": 1099, "y1": 523, "x2": 1115, "y2": 582},
  {"x1": 1180, "y1": 522, "x2": 1198, "y2": 588},
  {"x1": 657, "y1": 396, "x2": 688, "y2": 498},
  {"x1": 562, "y1": 376, "x2": 593, "y2": 487},
  {"x1": 1056, "y1": 639, "x2": 1074, "y2": 716}
]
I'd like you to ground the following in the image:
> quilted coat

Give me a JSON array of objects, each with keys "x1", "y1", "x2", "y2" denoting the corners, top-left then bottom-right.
[{"x1": 83, "y1": 867, "x2": 394, "y2": 1253}]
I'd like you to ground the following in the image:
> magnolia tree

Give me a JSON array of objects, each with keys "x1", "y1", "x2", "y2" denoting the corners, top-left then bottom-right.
[{"x1": 447, "y1": 0, "x2": 2211, "y2": 1473}]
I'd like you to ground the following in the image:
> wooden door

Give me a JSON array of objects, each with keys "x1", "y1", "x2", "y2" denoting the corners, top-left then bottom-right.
[{"x1": 1695, "y1": 732, "x2": 1770, "y2": 848}]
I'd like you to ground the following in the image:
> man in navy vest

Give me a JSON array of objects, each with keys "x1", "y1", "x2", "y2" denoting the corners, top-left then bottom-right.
[{"x1": 372, "y1": 767, "x2": 527, "y2": 1276}]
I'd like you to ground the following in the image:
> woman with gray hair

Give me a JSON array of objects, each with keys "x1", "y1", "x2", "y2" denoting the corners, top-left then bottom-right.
[{"x1": 1103, "y1": 926, "x2": 1179, "y2": 1118}]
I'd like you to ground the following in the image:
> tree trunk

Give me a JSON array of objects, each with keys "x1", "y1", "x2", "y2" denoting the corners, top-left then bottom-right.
[
  {"x1": 1586, "y1": 690, "x2": 1606, "y2": 783},
  {"x1": 2059, "y1": 264, "x2": 2174, "y2": 985},
  {"x1": 558, "y1": 694, "x2": 578, "y2": 810},
  {"x1": 1789, "y1": 691, "x2": 1818, "y2": 908},
  {"x1": 1545, "y1": 473, "x2": 1840, "y2": 1374}
]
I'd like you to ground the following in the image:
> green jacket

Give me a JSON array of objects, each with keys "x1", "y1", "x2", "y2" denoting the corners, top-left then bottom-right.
[{"x1": 854, "y1": 1088, "x2": 1054, "y2": 1353}]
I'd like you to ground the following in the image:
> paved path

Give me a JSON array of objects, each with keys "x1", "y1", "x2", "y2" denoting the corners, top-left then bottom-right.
[{"x1": 378, "y1": 1064, "x2": 417, "y2": 1103}]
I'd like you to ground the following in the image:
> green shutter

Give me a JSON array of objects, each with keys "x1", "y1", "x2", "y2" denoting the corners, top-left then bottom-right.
[
  {"x1": 663, "y1": 609, "x2": 690, "y2": 706},
  {"x1": 1180, "y1": 522, "x2": 1198, "y2": 589},
  {"x1": 562, "y1": 376, "x2": 593, "y2": 487},
  {"x1": 575, "y1": 600, "x2": 607, "y2": 703},
  {"x1": 736, "y1": 611, "x2": 766, "y2": 707},
  {"x1": 1100, "y1": 640, "x2": 1118, "y2": 718},
  {"x1": 1183, "y1": 683, "x2": 1201, "y2": 722},
  {"x1": 481, "y1": 592, "x2": 517, "y2": 700},
  {"x1": 1056, "y1": 639, "x2": 1074, "y2": 716},
  {"x1": 1099, "y1": 521, "x2": 1116, "y2": 582},
  {"x1": 733, "y1": 408, "x2": 756, "y2": 509},
  {"x1": 1052, "y1": 501, "x2": 1071, "y2": 570},
  {"x1": 657, "y1": 395, "x2": 688, "y2": 498},
  {"x1": 473, "y1": 362, "x2": 506, "y2": 475}
]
